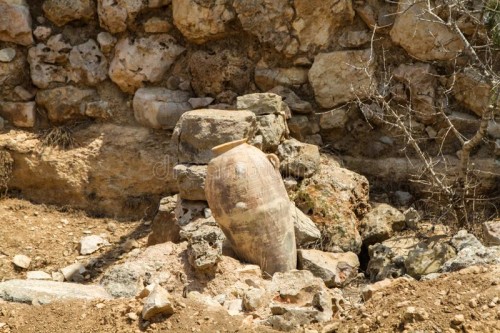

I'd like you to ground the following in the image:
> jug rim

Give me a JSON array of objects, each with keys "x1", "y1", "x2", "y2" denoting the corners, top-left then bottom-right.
[{"x1": 212, "y1": 138, "x2": 248, "y2": 156}]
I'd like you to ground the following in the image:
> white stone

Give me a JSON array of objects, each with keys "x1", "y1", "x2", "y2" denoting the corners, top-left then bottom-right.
[
  {"x1": 79, "y1": 235, "x2": 110, "y2": 255},
  {"x1": 0, "y1": 48, "x2": 16, "y2": 62},
  {"x1": 12, "y1": 254, "x2": 31, "y2": 269},
  {"x1": 142, "y1": 285, "x2": 174, "y2": 320},
  {"x1": 26, "y1": 271, "x2": 52, "y2": 280},
  {"x1": 60, "y1": 262, "x2": 86, "y2": 281}
]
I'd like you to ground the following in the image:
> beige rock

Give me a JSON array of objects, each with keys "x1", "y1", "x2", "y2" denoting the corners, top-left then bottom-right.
[
  {"x1": 12, "y1": 254, "x2": 31, "y2": 269},
  {"x1": 0, "y1": 101, "x2": 35, "y2": 127},
  {"x1": 133, "y1": 87, "x2": 191, "y2": 129},
  {"x1": 0, "y1": 2, "x2": 33, "y2": 46},
  {"x1": 254, "y1": 67, "x2": 309, "y2": 91},
  {"x1": 0, "y1": 48, "x2": 16, "y2": 62},
  {"x1": 319, "y1": 108, "x2": 348, "y2": 130},
  {"x1": 359, "y1": 203, "x2": 406, "y2": 246},
  {"x1": 97, "y1": 0, "x2": 142, "y2": 33},
  {"x1": 36, "y1": 85, "x2": 97, "y2": 124},
  {"x1": 452, "y1": 68, "x2": 492, "y2": 117},
  {"x1": 142, "y1": 285, "x2": 174, "y2": 320},
  {"x1": 33, "y1": 26, "x2": 51, "y2": 41},
  {"x1": 277, "y1": 139, "x2": 320, "y2": 178},
  {"x1": 84, "y1": 101, "x2": 111, "y2": 119},
  {"x1": 237, "y1": 93, "x2": 289, "y2": 117},
  {"x1": 405, "y1": 238, "x2": 456, "y2": 278},
  {"x1": 268, "y1": 86, "x2": 312, "y2": 114},
  {"x1": 109, "y1": 35, "x2": 184, "y2": 94},
  {"x1": 294, "y1": 155, "x2": 369, "y2": 253},
  {"x1": 189, "y1": 49, "x2": 253, "y2": 97},
  {"x1": 298, "y1": 249, "x2": 359, "y2": 287},
  {"x1": 291, "y1": 204, "x2": 321, "y2": 247},
  {"x1": 26, "y1": 271, "x2": 52, "y2": 280},
  {"x1": 172, "y1": 109, "x2": 257, "y2": 164},
  {"x1": 60, "y1": 262, "x2": 86, "y2": 281},
  {"x1": 27, "y1": 34, "x2": 71, "y2": 89},
  {"x1": 483, "y1": 220, "x2": 500, "y2": 246},
  {"x1": 233, "y1": 0, "x2": 295, "y2": 55},
  {"x1": 173, "y1": 0, "x2": 235, "y2": 43},
  {"x1": 242, "y1": 288, "x2": 266, "y2": 311},
  {"x1": 390, "y1": 0, "x2": 463, "y2": 61},
  {"x1": 293, "y1": 0, "x2": 354, "y2": 52},
  {"x1": 309, "y1": 50, "x2": 376, "y2": 108},
  {"x1": 96, "y1": 32, "x2": 116, "y2": 53},
  {"x1": 361, "y1": 277, "x2": 408, "y2": 301},
  {"x1": 173, "y1": 164, "x2": 206, "y2": 201},
  {"x1": 287, "y1": 115, "x2": 319, "y2": 141},
  {"x1": 147, "y1": 196, "x2": 180, "y2": 246},
  {"x1": 393, "y1": 63, "x2": 437, "y2": 124},
  {"x1": 1, "y1": 124, "x2": 178, "y2": 218},
  {"x1": 14, "y1": 85, "x2": 35, "y2": 101},
  {"x1": 79, "y1": 235, "x2": 109, "y2": 255},
  {"x1": 42, "y1": 0, "x2": 95, "y2": 26},
  {"x1": 68, "y1": 39, "x2": 108, "y2": 86},
  {"x1": 144, "y1": 17, "x2": 172, "y2": 33}
]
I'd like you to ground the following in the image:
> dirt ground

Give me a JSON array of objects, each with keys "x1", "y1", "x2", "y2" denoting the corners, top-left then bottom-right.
[{"x1": 1, "y1": 198, "x2": 500, "y2": 333}]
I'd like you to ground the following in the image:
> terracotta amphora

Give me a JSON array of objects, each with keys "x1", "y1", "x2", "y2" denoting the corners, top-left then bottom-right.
[{"x1": 205, "y1": 138, "x2": 297, "y2": 276}]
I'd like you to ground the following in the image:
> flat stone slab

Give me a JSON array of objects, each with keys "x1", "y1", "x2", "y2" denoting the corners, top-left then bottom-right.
[{"x1": 0, "y1": 279, "x2": 112, "y2": 304}]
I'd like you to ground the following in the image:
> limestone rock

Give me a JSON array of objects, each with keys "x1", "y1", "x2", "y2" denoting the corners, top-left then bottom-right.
[
  {"x1": 277, "y1": 139, "x2": 320, "y2": 178},
  {"x1": 172, "y1": 109, "x2": 257, "y2": 164},
  {"x1": 172, "y1": 0, "x2": 236, "y2": 43},
  {"x1": 294, "y1": 155, "x2": 369, "y2": 253},
  {"x1": 287, "y1": 115, "x2": 320, "y2": 141},
  {"x1": 359, "y1": 203, "x2": 406, "y2": 246},
  {"x1": 0, "y1": 48, "x2": 16, "y2": 62},
  {"x1": 12, "y1": 254, "x2": 31, "y2": 269},
  {"x1": 147, "y1": 196, "x2": 180, "y2": 246},
  {"x1": 309, "y1": 50, "x2": 376, "y2": 108},
  {"x1": 84, "y1": 101, "x2": 111, "y2": 119},
  {"x1": 36, "y1": 85, "x2": 97, "y2": 123},
  {"x1": 68, "y1": 39, "x2": 108, "y2": 86},
  {"x1": 297, "y1": 249, "x2": 359, "y2": 287},
  {"x1": 362, "y1": 278, "x2": 406, "y2": 301},
  {"x1": 237, "y1": 93, "x2": 289, "y2": 116},
  {"x1": 100, "y1": 262, "x2": 145, "y2": 297},
  {"x1": 255, "y1": 67, "x2": 308, "y2": 92},
  {"x1": 173, "y1": 164, "x2": 206, "y2": 201},
  {"x1": 188, "y1": 97, "x2": 214, "y2": 109},
  {"x1": 339, "y1": 30, "x2": 372, "y2": 48},
  {"x1": 393, "y1": 63, "x2": 437, "y2": 124},
  {"x1": 189, "y1": 49, "x2": 253, "y2": 97},
  {"x1": 253, "y1": 113, "x2": 287, "y2": 152},
  {"x1": 27, "y1": 34, "x2": 71, "y2": 89},
  {"x1": 0, "y1": 2, "x2": 33, "y2": 46},
  {"x1": 79, "y1": 235, "x2": 109, "y2": 255},
  {"x1": 483, "y1": 220, "x2": 500, "y2": 246},
  {"x1": 367, "y1": 236, "x2": 420, "y2": 281},
  {"x1": 268, "y1": 86, "x2": 312, "y2": 114},
  {"x1": 390, "y1": 0, "x2": 463, "y2": 61},
  {"x1": 452, "y1": 68, "x2": 492, "y2": 117},
  {"x1": 293, "y1": 0, "x2": 354, "y2": 53},
  {"x1": 0, "y1": 280, "x2": 112, "y2": 304},
  {"x1": 33, "y1": 26, "x2": 51, "y2": 41},
  {"x1": 26, "y1": 271, "x2": 52, "y2": 280},
  {"x1": 60, "y1": 262, "x2": 86, "y2": 282},
  {"x1": 242, "y1": 288, "x2": 267, "y2": 311},
  {"x1": 404, "y1": 238, "x2": 456, "y2": 278},
  {"x1": 1, "y1": 124, "x2": 178, "y2": 218},
  {"x1": 290, "y1": 204, "x2": 321, "y2": 247},
  {"x1": 233, "y1": 0, "x2": 295, "y2": 55},
  {"x1": 142, "y1": 285, "x2": 174, "y2": 320},
  {"x1": 109, "y1": 35, "x2": 185, "y2": 94},
  {"x1": 270, "y1": 270, "x2": 326, "y2": 301},
  {"x1": 97, "y1": 0, "x2": 143, "y2": 33},
  {"x1": 96, "y1": 32, "x2": 116, "y2": 53},
  {"x1": 224, "y1": 299, "x2": 243, "y2": 316},
  {"x1": 42, "y1": 0, "x2": 95, "y2": 26},
  {"x1": 133, "y1": 88, "x2": 191, "y2": 129},
  {"x1": 319, "y1": 108, "x2": 348, "y2": 130},
  {"x1": 144, "y1": 17, "x2": 171, "y2": 33},
  {"x1": 450, "y1": 229, "x2": 483, "y2": 252},
  {"x1": 0, "y1": 102, "x2": 35, "y2": 128}
]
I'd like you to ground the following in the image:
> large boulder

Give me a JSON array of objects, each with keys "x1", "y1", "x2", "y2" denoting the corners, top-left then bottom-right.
[
  {"x1": 1, "y1": 124, "x2": 178, "y2": 218},
  {"x1": 298, "y1": 249, "x2": 359, "y2": 287},
  {"x1": 172, "y1": 0, "x2": 236, "y2": 43},
  {"x1": 293, "y1": 155, "x2": 369, "y2": 253},
  {"x1": 42, "y1": 0, "x2": 95, "y2": 26},
  {"x1": 0, "y1": 1, "x2": 33, "y2": 46},
  {"x1": 133, "y1": 88, "x2": 192, "y2": 129},
  {"x1": 390, "y1": 0, "x2": 463, "y2": 61},
  {"x1": 172, "y1": 109, "x2": 257, "y2": 164},
  {"x1": 36, "y1": 85, "x2": 97, "y2": 124},
  {"x1": 309, "y1": 50, "x2": 376, "y2": 108},
  {"x1": 109, "y1": 35, "x2": 185, "y2": 94}
]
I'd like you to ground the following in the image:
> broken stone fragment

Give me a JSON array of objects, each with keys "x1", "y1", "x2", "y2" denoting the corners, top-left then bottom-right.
[
  {"x1": 359, "y1": 203, "x2": 406, "y2": 246},
  {"x1": 0, "y1": 2, "x2": 33, "y2": 46},
  {"x1": 0, "y1": 101, "x2": 35, "y2": 128},
  {"x1": 173, "y1": 164, "x2": 207, "y2": 201},
  {"x1": 79, "y1": 235, "x2": 110, "y2": 255},
  {"x1": 42, "y1": 0, "x2": 95, "y2": 26},
  {"x1": 142, "y1": 285, "x2": 174, "y2": 320},
  {"x1": 12, "y1": 254, "x2": 31, "y2": 269},
  {"x1": 277, "y1": 139, "x2": 320, "y2": 178},
  {"x1": 60, "y1": 262, "x2": 86, "y2": 282},
  {"x1": 26, "y1": 271, "x2": 52, "y2": 280}
]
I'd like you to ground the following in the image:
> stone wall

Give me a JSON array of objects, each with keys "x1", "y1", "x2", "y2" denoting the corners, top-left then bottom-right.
[{"x1": 0, "y1": 0, "x2": 498, "y2": 216}]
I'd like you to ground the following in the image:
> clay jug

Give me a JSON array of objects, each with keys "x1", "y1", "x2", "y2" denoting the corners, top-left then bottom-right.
[{"x1": 205, "y1": 138, "x2": 297, "y2": 276}]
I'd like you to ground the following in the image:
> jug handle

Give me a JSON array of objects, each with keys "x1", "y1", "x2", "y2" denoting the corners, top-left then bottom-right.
[{"x1": 266, "y1": 153, "x2": 280, "y2": 171}]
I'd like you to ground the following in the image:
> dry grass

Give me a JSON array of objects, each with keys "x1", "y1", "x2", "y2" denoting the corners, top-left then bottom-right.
[
  {"x1": 39, "y1": 126, "x2": 76, "y2": 149},
  {"x1": 0, "y1": 150, "x2": 13, "y2": 196}
]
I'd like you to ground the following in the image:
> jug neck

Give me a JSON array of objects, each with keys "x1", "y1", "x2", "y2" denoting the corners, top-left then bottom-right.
[{"x1": 212, "y1": 138, "x2": 248, "y2": 156}]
